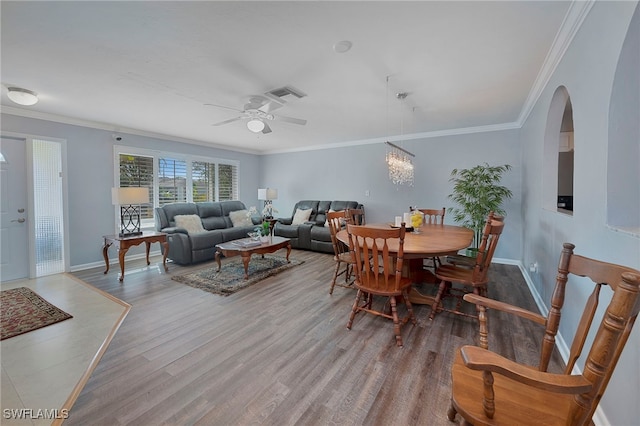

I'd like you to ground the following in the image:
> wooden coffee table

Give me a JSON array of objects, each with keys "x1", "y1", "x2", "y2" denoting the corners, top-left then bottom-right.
[{"x1": 214, "y1": 236, "x2": 291, "y2": 280}]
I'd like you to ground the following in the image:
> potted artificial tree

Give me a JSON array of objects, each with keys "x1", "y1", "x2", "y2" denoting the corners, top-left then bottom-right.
[{"x1": 448, "y1": 163, "x2": 513, "y2": 256}]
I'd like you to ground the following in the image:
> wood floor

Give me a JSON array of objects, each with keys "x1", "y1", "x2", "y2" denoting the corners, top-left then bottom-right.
[{"x1": 67, "y1": 250, "x2": 563, "y2": 425}]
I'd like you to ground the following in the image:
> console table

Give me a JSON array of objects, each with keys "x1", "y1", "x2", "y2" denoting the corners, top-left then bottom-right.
[{"x1": 103, "y1": 231, "x2": 169, "y2": 281}]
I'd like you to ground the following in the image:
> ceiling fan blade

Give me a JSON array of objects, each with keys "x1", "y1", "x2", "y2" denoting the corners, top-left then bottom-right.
[
  {"x1": 273, "y1": 114, "x2": 307, "y2": 126},
  {"x1": 205, "y1": 103, "x2": 244, "y2": 113},
  {"x1": 262, "y1": 122, "x2": 272, "y2": 134},
  {"x1": 212, "y1": 116, "x2": 243, "y2": 126}
]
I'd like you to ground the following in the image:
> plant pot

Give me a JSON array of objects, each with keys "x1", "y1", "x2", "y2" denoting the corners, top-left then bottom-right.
[
  {"x1": 465, "y1": 247, "x2": 479, "y2": 258},
  {"x1": 260, "y1": 236, "x2": 269, "y2": 243}
]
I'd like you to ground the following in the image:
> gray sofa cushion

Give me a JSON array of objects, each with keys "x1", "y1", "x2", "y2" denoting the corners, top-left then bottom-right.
[
  {"x1": 274, "y1": 200, "x2": 362, "y2": 254},
  {"x1": 155, "y1": 200, "x2": 259, "y2": 265}
]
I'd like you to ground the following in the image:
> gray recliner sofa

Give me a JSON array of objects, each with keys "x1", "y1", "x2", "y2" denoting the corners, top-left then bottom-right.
[
  {"x1": 274, "y1": 200, "x2": 363, "y2": 253},
  {"x1": 154, "y1": 201, "x2": 261, "y2": 265}
]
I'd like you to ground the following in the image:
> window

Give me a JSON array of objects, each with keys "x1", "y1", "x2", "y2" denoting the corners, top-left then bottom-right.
[
  {"x1": 158, "y1": 157, "x2": 187, "y2": 205},
  {"x1": 119, "y1": 154, "x2": 154, "y2": 224},
  {"x1": 114, "y1": 146, "x2": 239, "y2": 230}
]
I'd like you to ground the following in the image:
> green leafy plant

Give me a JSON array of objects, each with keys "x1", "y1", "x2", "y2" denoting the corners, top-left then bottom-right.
[
  {"x1": 257, "y1": 221, "x2": 270, "y2": 237},
  {"x1": 448, "y1": 163, "x2": 513, "y2": 249}
]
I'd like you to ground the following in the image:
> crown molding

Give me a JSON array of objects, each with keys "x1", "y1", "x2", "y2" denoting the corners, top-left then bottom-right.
[
  {"x1": 517, "y1": 0, "x2": 595, "y2": 126},
  {"x1": 0, "y1": 105, "x2": 261, "y2": 155},
  {"x1": 264, "y1": 121, "x2": 522, "y2": 155}
]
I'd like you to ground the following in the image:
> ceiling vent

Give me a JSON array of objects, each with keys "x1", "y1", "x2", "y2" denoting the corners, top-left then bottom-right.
[{"x1": 267, "y1": 85, "x2": 307, "y2": 99}]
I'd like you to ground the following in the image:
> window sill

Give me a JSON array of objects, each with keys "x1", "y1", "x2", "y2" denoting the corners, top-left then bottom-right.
[{"x1": 607, "y1": 225, "x2": 640, "y2": 239}]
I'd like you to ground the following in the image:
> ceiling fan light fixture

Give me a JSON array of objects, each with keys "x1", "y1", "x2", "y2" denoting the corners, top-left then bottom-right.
[
  {"x1": 247, "y1": 119, "x2": 265, "y2": 133},
  {"x1": 7, "y1": 87, "x2": 39, "y2": 106}
]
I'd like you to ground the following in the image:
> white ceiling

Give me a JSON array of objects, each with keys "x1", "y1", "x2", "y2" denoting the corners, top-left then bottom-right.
[{"x1": 1, "y1": 1, "x2": 578, "y2": 154}]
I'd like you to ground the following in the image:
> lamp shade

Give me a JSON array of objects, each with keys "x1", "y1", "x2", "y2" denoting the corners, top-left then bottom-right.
[
  {"x1": 7, "y1": 87, "x2": 39, "y2": 106},
  {"x1": 258, "y1": 188, "x2": 277, "y2": 200},
  {"x1": 112, "y1": 187, "x2": 149, "y2": 205}
]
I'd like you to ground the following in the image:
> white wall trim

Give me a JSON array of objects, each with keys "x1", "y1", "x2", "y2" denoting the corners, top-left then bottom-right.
[
  {"x1": 517, "y1": 0, "x2": 596, "y2": 126},
  {"x1": 69, "y1": 250, "x2": 164, "y2": 273},
  {"x1": 1, "y1": 105, "x2": 261, "y2": 155}
]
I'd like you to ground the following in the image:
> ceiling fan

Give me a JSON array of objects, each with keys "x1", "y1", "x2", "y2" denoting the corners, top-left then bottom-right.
[{"x1": 207, "y1": 95, "x2": 307, "y2": 134}]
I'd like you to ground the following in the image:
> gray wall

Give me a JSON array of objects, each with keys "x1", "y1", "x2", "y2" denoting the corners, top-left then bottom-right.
[
  {"x1": 1, "y1": 2, "x2": 637, "y2": 423},
  {"x1": 520, "y1": 2, "x2": 639, "y2": 425},
  {"x1": 0, "y1": 114, "x2": 261, "y2": 267},
  {"x1": 261, "y1": 129, "x2": 522, "y2": 261}
]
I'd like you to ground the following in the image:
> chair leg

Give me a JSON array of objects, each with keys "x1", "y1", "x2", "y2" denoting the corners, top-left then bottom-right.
[
  {"x1": 403, "y1": 288, "x2": 417, "y2": 325},
  {"x1": 447, "y1": 403, "x2": 458, "y2": 421},
  {"x1": 347, "y1": 289, "x2": 363, "y2": 330},
  {"x1": 390, "y1": 296, "x2": 403, "y2": 347},
  {"x1": 345, "y1": 263, "x2": 352, "y2": 284},
  {"x1": 429, "y1": 279, "x2": 448, "y2": 320},
  {"x1": 329, "y1": 261, "x2": 340, "y2": 295}
]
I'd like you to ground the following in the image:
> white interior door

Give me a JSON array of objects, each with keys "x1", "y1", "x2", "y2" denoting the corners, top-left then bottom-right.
[{"x1": 1, "y1": 137, "x2": 29, "y2": 281}]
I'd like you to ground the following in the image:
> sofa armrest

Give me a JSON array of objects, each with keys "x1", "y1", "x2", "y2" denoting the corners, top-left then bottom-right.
[
  {"x1": 161, "y1": 226, "x2": 189, "y2": 235},
  {"x1": 164, "y1": 231, "x2": 192, "y2": 265},
  {"x1": 297, "y1": 222, "x2": 314, "y2": 250}
]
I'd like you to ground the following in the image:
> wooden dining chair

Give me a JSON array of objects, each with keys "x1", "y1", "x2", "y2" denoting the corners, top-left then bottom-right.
[
  {"x1": 418, "y1": 207, "x2": 446, "y2": 271},
  {"x1": 446, "y1": 214, "x2": 505, "y2": 269},
  {"x1": 447, "y1": 243, "x2": 640, "y2": 425},
  {"x1": 429, "y1": 212, "x2": 504, "y2": 320},
  {"x1": 346, "y1": 223, "x2": 416, "y2": 347},
  {"x1": 345, "y1": 207, "x2": 365, "y2": 225},
  {"x1": 327, "y1": 210, "x2": 355, "y2": 294},
  {"x1": 419, "y1": 207, "x2": 446, "y2": 225}
]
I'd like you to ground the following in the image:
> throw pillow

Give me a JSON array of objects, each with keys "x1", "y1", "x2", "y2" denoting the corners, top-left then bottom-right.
[
  {"x1": 324, "y1": 208, "x2": 337, "y2": 227},
  {"x1": 292, "y1": 208, "x2": 312, "y2": 225},
  {"x1": 229, "y1": 209, "x2": 253, "y2": 227},
  {"x1": 174, "y1": 214, "x2": 205, "y2": 234}
]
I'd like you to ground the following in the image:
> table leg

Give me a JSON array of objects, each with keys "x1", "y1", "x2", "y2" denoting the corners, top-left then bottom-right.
[
  {"x1": 161, "y1": 240, "x2": 169, "y2": 272},
  {"x1": 102, "y1": 241, "x2": 112, "y2": 274},
  {"x1": 408, "y1": 287, "x2": 437, "y2": 305},
  {"x1": 118, "y1": 247, "x2": 129, "y2": 282},
  {"x1": 407, "y1": 258, "x2": 439, "y2": 305},
  {"x1": 242, "y1": 253, "x2": 251, "y2": 280},
  {"x1": 285, "y1": 243, "x2": 291, "y2": 263},
  {"x1": 215, "y1": 250, "x2": 223, "y2": 272},
  {"x1": 145, "y1": 241, "x2": 151, "y2": 265}
]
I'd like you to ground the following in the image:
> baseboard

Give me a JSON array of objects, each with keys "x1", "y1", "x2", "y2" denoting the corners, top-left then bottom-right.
[
  {"x1": 69, "y1": 250, "x2": 163, "y2": 272},
  {"x1": 493, "y1": 258, "x2": 610, "y2": 426}
]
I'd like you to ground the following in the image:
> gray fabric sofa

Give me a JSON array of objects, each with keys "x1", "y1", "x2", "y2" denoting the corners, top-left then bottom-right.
[
  {"x1": 154, "y1": 201, "x2": 261, "y2": 265},
  {"x1": 274, "y1": 200, "x2": 363, "y2": 253}
]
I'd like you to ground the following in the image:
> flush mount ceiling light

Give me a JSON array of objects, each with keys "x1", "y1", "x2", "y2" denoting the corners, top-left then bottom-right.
[
  {"x1": 247, "y1": 119, "x2": 265, "y2": 133},
  {"x1": 7, "y1": 87, "x2": 39, "y2": 106},
  {"x1": 333, "y1": 40, "x2": 352, "y2": 53}
]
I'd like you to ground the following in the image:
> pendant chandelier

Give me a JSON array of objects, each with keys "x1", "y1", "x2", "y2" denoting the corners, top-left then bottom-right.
[
  {"x1": 386, "y1": 141, "x2": 414, "y2": 186},
  {"x1": 385, "y1": 83, "x2": 415, "y2": 186}
]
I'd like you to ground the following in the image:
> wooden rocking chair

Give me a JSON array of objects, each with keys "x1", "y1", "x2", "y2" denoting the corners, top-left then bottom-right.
[{"x1": 448, "y1": 242, "x2": 640, "y2": 425}]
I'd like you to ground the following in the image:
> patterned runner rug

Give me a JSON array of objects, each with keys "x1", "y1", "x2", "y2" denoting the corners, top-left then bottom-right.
[
  {"x1": 1, "y1": 287, "x2": 73, "y2": 340},
  {"x1": 171, "y1": 254, "x2": 303, "y2": 296}
]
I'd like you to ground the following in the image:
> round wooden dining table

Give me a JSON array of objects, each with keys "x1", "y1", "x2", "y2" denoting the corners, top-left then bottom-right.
[{"x1": 336, "y1": 223, "x2": 474, "y2": 304}]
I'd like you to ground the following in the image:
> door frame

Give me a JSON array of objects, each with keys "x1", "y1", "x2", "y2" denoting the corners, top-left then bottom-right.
[{"x1": 1, "y1": 131, "x2": 70, "y2": 278}]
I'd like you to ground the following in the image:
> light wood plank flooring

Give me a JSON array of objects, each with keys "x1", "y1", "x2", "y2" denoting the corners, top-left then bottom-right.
[
  {"x1": 58, "y1": 250, "x2": 563, "y2": 425},
  {"x1": 1, "y1": 274, "x2": 130, "y2": 426}
]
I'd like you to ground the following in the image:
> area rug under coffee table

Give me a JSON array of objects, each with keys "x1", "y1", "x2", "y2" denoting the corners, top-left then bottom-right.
[
  {"x1": 171, "y1": 254, "x2": 303, "y2": 296},
  {"x1": 1, "y1": 287, "x2": 73, "y2": 340}
]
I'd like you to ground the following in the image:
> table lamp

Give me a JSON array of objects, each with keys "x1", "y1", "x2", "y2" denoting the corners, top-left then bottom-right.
[
  {"x1": 257, "y1": 188, "x2": 278, "y2": 219},
  {"x1": 112, "y1": 187, "x2": 149, "y2": 237}
]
